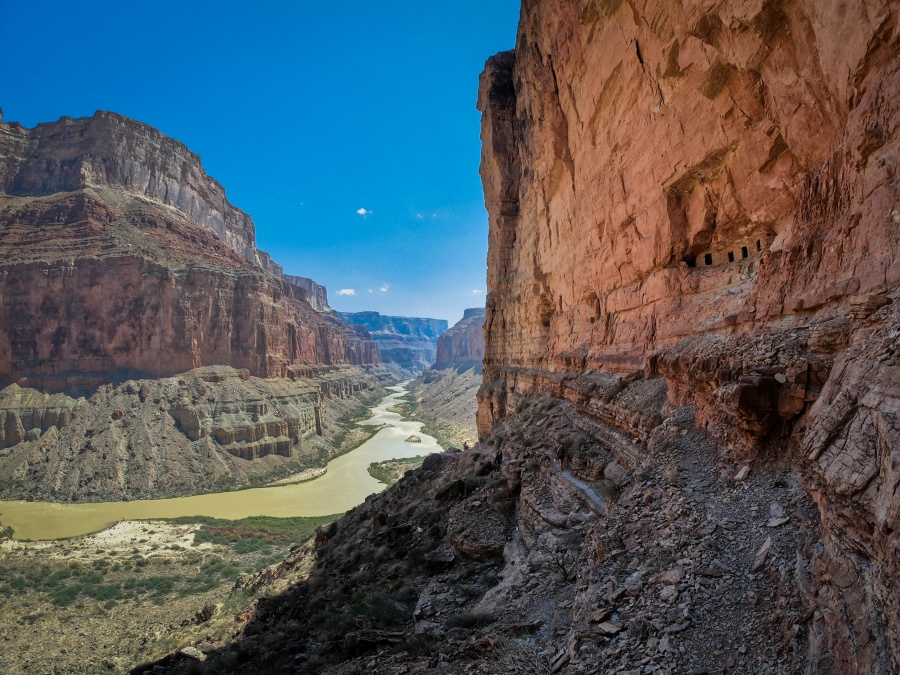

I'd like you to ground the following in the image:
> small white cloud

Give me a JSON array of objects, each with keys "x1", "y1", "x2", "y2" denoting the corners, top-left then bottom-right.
[
  {"x1": 416, "y1": 213, "x2": 424, "y2": 219},
  {"x1": 336, "y1": 289, "x2": 356, "y2": 296},
  {"x1": 367, "y1": 289, "x2": 374, "y2": 293},
  {"x1": 356, "y1": 208, "x2": 372, "y2": 217},
  {"x1": 472, "y1": 289, "x2": 484, "y2": 295},
  {"x1": 379, "y1": 284, "x2": 390, "y2": 293}
]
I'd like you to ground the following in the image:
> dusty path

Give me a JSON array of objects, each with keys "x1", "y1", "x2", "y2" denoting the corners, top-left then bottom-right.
[{"x1": 560, "y1": 469, "x2": 607, "y2": 516}]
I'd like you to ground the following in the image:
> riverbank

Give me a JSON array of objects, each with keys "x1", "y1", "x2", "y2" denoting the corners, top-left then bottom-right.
[{"x1": 0, "y1": 383, "x2": 442, "y2": 541}]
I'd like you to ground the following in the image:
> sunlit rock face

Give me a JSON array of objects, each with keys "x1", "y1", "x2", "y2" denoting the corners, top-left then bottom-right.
[
  {"x1": 284, "y1": 275, "x2": 332, "y2": 313},
  {"x1": 479, "y1": 1, "x2": 900, "y2": 672},
  {"x1": 0, "y1": 112, "x2": 380, "y2": 386},
  {"x1": 337, "y1": 311, "x2": 448, "y2": 373},
  {"x1": 434, "y1": 307, "x2": 485, "y2": 368},
  {"x1": 0, "y1": 111, "x2": 267, "y2": 267}
]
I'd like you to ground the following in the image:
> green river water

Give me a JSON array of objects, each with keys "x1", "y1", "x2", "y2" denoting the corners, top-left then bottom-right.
[{"x1": 0, "y1": 383, "x2": 440, "y2": 540}]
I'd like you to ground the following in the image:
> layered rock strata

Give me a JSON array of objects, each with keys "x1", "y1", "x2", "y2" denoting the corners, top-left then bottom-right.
[
  {"x1": 0, "y1": 111, "x2": 383, "y2": 498},
  {"x1": 337, "y1": 311, "x2": 448, "y2": 373},
  {"x1": 0, "y1": 113, "x2": 380, "y2": 385},
  {"x1": 474, "y1": 1, "x2": 900, "y2": 673},
  {"x1": 283, "y1": 275, "x2": 331, "y2": 313},
  {"x1": 434, "y1": 307, "x2": 485, "y2": 369},
  {"x1": 0, "y1": 365, "x2": 381, "y2": 501},
  {"x1": 0, "y1": 111, "x2": 270, "y2": 269}
]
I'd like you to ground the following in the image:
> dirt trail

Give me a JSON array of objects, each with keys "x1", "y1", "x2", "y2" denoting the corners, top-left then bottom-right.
[{"x1": 560, "y1": 469, "x2": 607, "y2": 516}]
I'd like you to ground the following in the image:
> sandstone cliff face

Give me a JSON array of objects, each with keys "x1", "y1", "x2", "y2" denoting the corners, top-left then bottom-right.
[
  {"x1": 479, "y1": 0, "x2": 900, "y2": 428},
  {"x1": 477, "y1": 1, "x2": 900, "y2": 672},
  {"x1": 434, "y1": 307, "x2": 485, "y2": 368},
  {"x1": 337, "y1": 311, "x2": 448, "y2": 373},
  {"x1": 284, "y1": 274, "x2": 331, "y2": 313},
  {"x1": 0, "y1": 111, "x2": 274, "y2": 270},
  {"x1": 0, "y1": 116, "x2": 380, "y2": 386}
]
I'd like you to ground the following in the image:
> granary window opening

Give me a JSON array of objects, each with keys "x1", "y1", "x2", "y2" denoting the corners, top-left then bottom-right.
[
  {"x1": 704, "y1": 253, "x2": 713, "y2": 266},
  {"x1": 741, "y1": 246, "x2": 749, "y2": 258},
  {"x1": 728, "y1": 251, "x2": 735, "y2": 262}
]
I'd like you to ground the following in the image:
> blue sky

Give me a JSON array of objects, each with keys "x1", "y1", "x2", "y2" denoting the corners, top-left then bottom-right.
[{"x1": 0, "y1": 1, "x2": 519, "y2": 324}]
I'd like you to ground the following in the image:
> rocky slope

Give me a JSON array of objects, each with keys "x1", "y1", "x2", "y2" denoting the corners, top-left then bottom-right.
[
  {"x1": 0, "y1": 111, "x2": 384, "y2": 498},
  {"x1": 143, "y1": 1, "x2": 900, "y2": 674},
  {"x1": 338, "y1": 311, "x2": 448, "y2": 374}
]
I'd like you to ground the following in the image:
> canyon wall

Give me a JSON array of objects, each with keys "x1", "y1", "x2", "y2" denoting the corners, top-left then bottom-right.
[
  {"x1": 0, "y1": 112, "x2": 384, "y2": 499},
  {"x1": 478, "y1": 0, "x2": 900, "y2": 672},
  {"x1": 434, "y1": 307, "x2": 486, "y2": 368},
  {"x1": 337, "y1": 311, "x2": 448, "y2": 373},
  {"x1": 0, "y1": 114, "x2": 380, "y2": 387},
  {"x1": 284, "y1": 274, "x2": 331, "y2": 313},
  {"x1": 0, "y1": 365, "x2": 382, "y2": 501},
  {"x1": 409, "y1": 308, "x2": 486, "y2": 450},
  {"x1": 0, "y1": 111, "x2": 276, "y2": 270}
]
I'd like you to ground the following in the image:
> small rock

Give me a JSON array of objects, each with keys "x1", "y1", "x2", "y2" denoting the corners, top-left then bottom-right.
[
  {"x1": 660, "y1": 567, "x2": 686, "y2": 585},
  {"x1": 751, "y1": 537, "x2": 772, "y2": 571},
  {"x1": 767, "y1": 517, "x2": 790, "y2": 528},
  {"x1": 589, "y1": 609, "x2": 612, "y2": 623},
  {"x1": 695, "y1": 566, "x2": 723, "y2": 578},
  {"x1": 659, "y1": 585, "x2": 679, "y2": 602},
  {"x1": 597, "y1": 621, "x2": 623, "y2": 635},
  {"x1": 733, "y1": 465, "x2": 751, "y2": 482}
]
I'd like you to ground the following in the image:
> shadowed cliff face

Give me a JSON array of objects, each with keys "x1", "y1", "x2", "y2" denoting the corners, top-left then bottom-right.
[{"x1": 476, "y1": 1, "x2": 900, "y2": 672}]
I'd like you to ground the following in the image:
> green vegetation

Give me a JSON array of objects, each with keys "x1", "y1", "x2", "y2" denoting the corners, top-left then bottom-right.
[
  {"x1": 0, "y1": 554, "x2": 243, "y2": 608},
  {"x1": 169, "y1": 514, "x2": 337, "y2": 551},
  {"x1": 367, "y1": 456, "x2": 426, "y2": 487}
]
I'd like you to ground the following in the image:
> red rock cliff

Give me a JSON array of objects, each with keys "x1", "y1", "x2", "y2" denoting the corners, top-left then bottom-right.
[
  {"x1": 434, "y1": 308, "x2": 486, "y2": 367},
  {"x1": 0, "y1": 113, "x2": 380, "y2": 386},
  {"x1": 479, "y1": 1, "x2": 900, "y2": 672}
]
